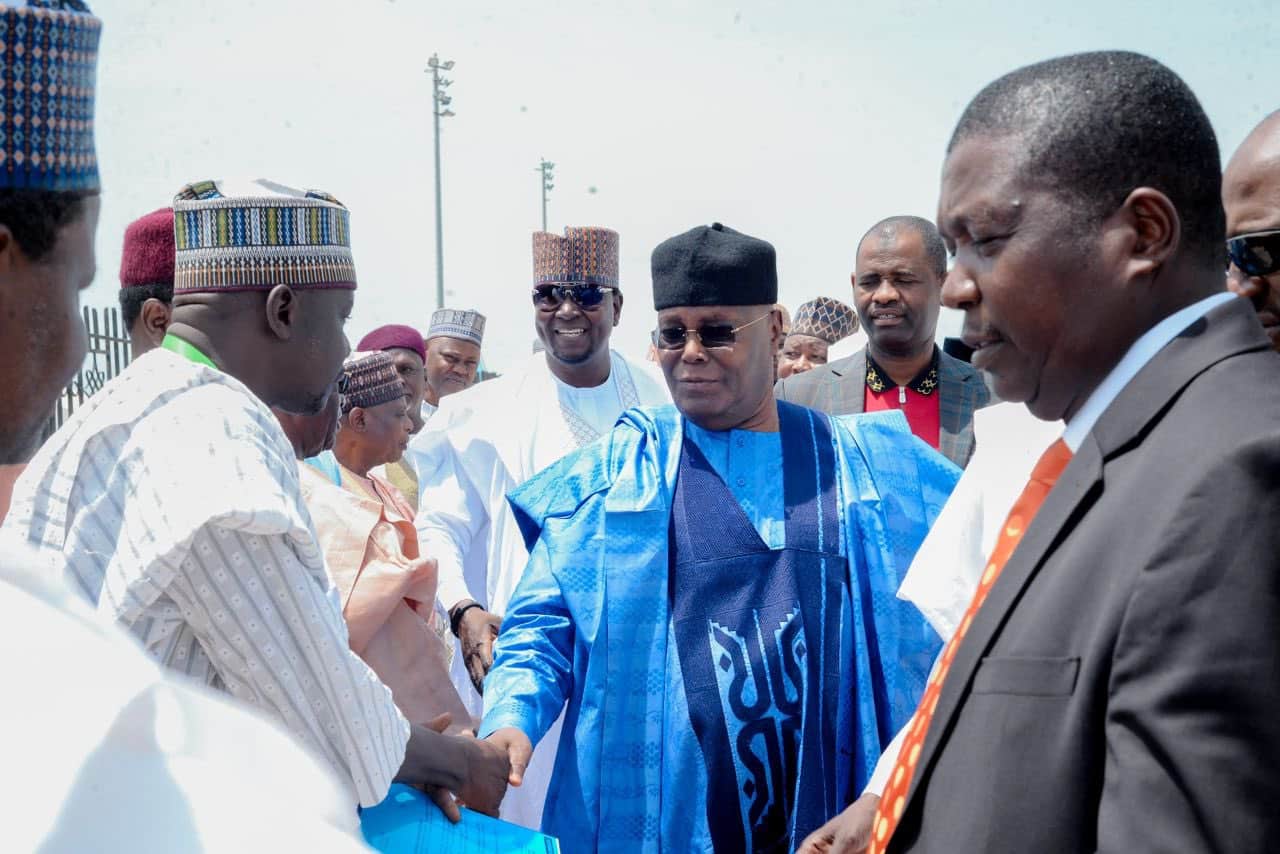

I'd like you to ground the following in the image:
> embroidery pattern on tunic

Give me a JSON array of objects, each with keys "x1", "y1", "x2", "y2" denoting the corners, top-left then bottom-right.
[{"x1": 559, "y1": 356, "x2": 641, "y2": 448}]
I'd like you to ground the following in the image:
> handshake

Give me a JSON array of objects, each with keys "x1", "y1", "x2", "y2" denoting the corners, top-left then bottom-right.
[{"x1": 396, "y1": 714, "x2": 535, "y2": 822}]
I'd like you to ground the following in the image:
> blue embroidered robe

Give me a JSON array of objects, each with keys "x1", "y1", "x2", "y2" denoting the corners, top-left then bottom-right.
[{"x1": 479, "y1": 405, "x2": 958, "y2": 852}]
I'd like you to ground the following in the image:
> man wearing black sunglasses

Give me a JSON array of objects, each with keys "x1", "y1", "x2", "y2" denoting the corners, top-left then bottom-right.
[
  {"x1": 480, "y1": 222, "x2": 958, "y2": 851},
  {"x1": 407, "y1": 224, "x2": 669, "y2": 828},
  {"x1": 1224, "y1": 109, "x2": 1280, "y2": 351}
]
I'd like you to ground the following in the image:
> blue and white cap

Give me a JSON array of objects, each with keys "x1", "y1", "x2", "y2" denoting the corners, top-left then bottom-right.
[
  {"x1": 0, "y1": 1, "x2": 102, "y2": 191},
  {"x1": 428, "y1": 308, "x2": 485, "y2": 347}
]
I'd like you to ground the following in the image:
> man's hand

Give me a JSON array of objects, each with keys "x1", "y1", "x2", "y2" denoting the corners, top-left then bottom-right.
[
  {"x1": 456, "y1": 603, "x2": 502, "y2": 695},
  {"x1": 456, "y1": 734, "x2": 512, "y2": 816},
  {"x1": 797, "y1": 793, "x2": 881, "y2": 854},
  {"x1": 421, "y1": 713, "x2": 463, "y2": 823},
  {"x1": 485, "y1": 727, "x2": 533, "y2": 787}
]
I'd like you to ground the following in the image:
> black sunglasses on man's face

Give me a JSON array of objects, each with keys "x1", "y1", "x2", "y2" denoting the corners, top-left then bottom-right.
[
  {"x1": 651, "y1": 312, "x2": 772, "y2": 350},
  {"x1": 1227, "y1": 229, "x2": 1280, "y2": 278},
  {"x1": 531, "y1": 283, "x2": 616, "y2": 310}
]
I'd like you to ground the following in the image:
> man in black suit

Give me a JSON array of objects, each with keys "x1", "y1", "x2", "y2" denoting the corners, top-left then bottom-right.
[
  {"x1": 775, "y1": 216, "x2": 990, "y2": 468},
  {"x1": 805, "y1": 51, "x2": 1280, "y2": 854}
]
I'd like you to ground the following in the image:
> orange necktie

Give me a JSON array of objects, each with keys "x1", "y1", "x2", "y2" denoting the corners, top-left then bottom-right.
[{"x1": 868, "y1": 438, "x2": 1074, "y2": 853}]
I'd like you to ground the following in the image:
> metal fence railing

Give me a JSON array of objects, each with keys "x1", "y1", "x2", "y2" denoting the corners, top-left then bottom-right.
[{"x1": 42, "y1": 305, "x2": 132, "y2": 443}]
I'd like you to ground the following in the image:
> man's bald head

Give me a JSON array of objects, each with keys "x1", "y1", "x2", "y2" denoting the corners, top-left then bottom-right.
[
  {"x1": 856, "y1": 216, "x2": 947, "y2": 278},
  {"x1": 949, "y1": 51, "x2": 1225, "y2": 268},
  {"x1": 1224, "y1": 110, "x2": 1280, "y2": 236},
  {"x1": 1223, "y1": 110, "x2": 1280, "y2": 351}
]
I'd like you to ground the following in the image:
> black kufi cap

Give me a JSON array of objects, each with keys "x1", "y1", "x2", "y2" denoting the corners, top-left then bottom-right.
[{"x1": 651, "y1": 223, "x2": 778, "y2": 311}]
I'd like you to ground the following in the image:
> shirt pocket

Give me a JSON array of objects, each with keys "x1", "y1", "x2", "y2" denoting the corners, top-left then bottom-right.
[{"x1": 972, "y1": 655, "x2": 1080, "y2": 697}]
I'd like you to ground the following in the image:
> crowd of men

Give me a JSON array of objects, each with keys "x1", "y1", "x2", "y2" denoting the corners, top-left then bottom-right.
[{"x1": 2, "y1": 2, "x2": 1279, "y2": 853}]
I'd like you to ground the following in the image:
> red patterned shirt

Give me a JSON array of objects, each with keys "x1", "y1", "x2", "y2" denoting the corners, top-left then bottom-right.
[{"x1": 863, "y1": 349, "x2": 942, "y2": 449}]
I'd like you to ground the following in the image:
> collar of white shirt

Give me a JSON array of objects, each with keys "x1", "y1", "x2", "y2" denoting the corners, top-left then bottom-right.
[{"x1": 1061, "y1": 292, "x2": 1238, "y2": 452}]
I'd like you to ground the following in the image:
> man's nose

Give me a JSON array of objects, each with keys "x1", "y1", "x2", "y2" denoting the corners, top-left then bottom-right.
[
  {"x1": 872, "y1": 281, "x2": 899, "y2": 304},
  {"x1": 555, "y1": 297, "x2": 583, "y2": 319},
  {"x1": 680, "y1": 334, "x2": 709, "y2": 362},
  {"x1": 942, "y1": 265, "x2": 979, "y2": 311}
]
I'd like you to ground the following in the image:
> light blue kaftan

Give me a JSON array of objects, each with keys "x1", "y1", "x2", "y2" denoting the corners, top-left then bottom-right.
[{"x1": 479, "y1": 405, "x2": 958, "y2": 853}]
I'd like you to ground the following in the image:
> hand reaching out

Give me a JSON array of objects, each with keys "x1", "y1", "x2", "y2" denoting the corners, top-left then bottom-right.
[
  {"x1": 457, "y1": 605, "x2": 502, "y2": 695},
  {"x1": 485, "y1": 727, "x2": 533, "y2": 788},
  {"x1": 796, "y1": 793, "x2": 881, "y2": 854}
]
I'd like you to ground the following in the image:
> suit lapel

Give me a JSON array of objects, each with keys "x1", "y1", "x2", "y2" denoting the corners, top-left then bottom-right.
[
  {"x1": 827, "y1": 348, "x2": 867, "y2": 415},
  {"x1": 936, "y1": 354, "x2": 978, "y2": 466},
  {"x1": 906, "y1": 437, "x2": 1104, "y2": 802},
  {"x1": 903, "y1": 297, "x2": 1272, "y2": 813},
  {"x1": 1088, "y1": 300, "x2": 1266, "y2": 458}
]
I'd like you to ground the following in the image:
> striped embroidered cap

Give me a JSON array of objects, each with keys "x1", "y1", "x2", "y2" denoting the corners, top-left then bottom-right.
[
  {"x1": 532, "y1": 225, "x2": 620, "y2": 288},
  {"x1": 171, "y1": 178, "x2": 357, "y2": 294},
  {"x1": 790, "y1": 296, "x2": 857, "y2": 345},
  {"x1": 0, "y1": 1, "x2": 102, "y2": 191},
  {"x1": 427, "y1": 308, "x2": 485, "y2": 347},
  {"x1": 340, "y1": 350, "x2": 405, "y2": 414}
]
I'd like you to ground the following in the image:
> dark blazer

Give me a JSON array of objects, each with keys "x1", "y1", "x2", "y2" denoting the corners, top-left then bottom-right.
[
  {"x1": 890, "y1": 298, "x2": 1280, "y2": 853},
  {"x1": 774, "y1": 347, "x2": 992, "y2": 467}
]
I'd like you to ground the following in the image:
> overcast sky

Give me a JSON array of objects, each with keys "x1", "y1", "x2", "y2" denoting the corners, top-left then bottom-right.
[{"x1": 89, "y1": 0, "x2": 1277, "y2": 371}]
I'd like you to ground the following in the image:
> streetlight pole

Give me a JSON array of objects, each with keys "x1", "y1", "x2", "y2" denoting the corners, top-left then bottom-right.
[
  {"x1": 537, "y1": 158, "x2": 554, "y2": 231},
  {"x1": 428, "y1": 53, "x2": 455, "y2": 310}
]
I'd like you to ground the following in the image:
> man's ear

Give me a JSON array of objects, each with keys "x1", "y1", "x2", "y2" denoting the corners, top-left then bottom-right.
[
  {"x1": 612, "y1": 290, "x2": 625, "y2": 327},
  {"x1": 1114, "y1": 187, "x2": 1180, "y2": 282},
  {"x1": 264, "y1": 285, "x2": 299, "y2": 341},
  {"x1": 141, "y1": 299, "x2": 172, "y2": 347},
  {"x1": 348, "y1": 406, "x2": 368, "y2": 433},
  {"x1": 769, "y1": 307, "x2": 784, "y2": 351}
]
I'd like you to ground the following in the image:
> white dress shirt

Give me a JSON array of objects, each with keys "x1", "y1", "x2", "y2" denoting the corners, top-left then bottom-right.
[{"x1": 4, "y1": 348, "x2": 410, "y2": 807}]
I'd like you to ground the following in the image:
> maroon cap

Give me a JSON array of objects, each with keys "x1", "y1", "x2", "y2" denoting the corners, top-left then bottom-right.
[
  {"x1": 119, "y1": 207, "x2": 176, "y2": 289},
  {"x1": 358, "y1": 324, "x2": 427, "y2": 362}
]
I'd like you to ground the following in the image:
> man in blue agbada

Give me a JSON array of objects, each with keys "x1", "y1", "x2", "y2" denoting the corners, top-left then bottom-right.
[{"x1": 482, "y1": 223, "x2": 959, "y2": 853}]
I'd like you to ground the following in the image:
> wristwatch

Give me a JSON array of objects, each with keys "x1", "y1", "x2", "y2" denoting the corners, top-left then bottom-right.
[{"x1": 450, "y1": 601, "x2": 484, "y2": 637}]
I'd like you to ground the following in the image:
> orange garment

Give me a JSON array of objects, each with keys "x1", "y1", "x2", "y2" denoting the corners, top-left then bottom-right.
[
  {"x1": 298, "y1": 461, "x2": 472, "y2": 732},
  {"x1": 870, "y1": 439, "x2": 1073, "y2": 852}
]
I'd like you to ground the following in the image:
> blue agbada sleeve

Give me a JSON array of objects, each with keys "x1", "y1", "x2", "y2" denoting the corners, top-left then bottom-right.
[
  {"x1": 834, "y1": 410, "x2": 960, "y2": 793},
  {"x1": 477, "y1": 407, "x2": 675, "y2": 748},
  {"x1": 476, "y1": 443, "x2": 612, "y2": 745},
  {"x1": 478, "y1": 534, "x2": 575, "y2": 745}
]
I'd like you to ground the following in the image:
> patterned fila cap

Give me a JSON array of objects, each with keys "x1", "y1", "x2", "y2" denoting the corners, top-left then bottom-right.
[
  {"x1": 428, "y1": 308, "x2": 485, "y2": 347},
  {"x1": 340, "y1": 350, "x2": 405, "y2": 414},
  {"x1": 0, "y1": 0, "x2": 102, "y2": 191},
  {"x1": 790, "y1": 296, "x2": 857, "y2": 345},
  {"x1": 532, "y1": 226, "x2": 620, "y2": 288},
  {"x1": 171, "y1": 178, "x2": 357, "y2": 294}
]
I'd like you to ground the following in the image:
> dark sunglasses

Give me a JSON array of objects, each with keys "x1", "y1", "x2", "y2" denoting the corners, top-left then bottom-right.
[
  {"x1": 531, "y1": 283, "x2": 617, "y2": 310},
  {"x1": 651, "y1": 311, "x2": 772, "y2": 351},
  {"x1": 1227, "y1": 229, "x2": 1280, "y2": 278}
]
